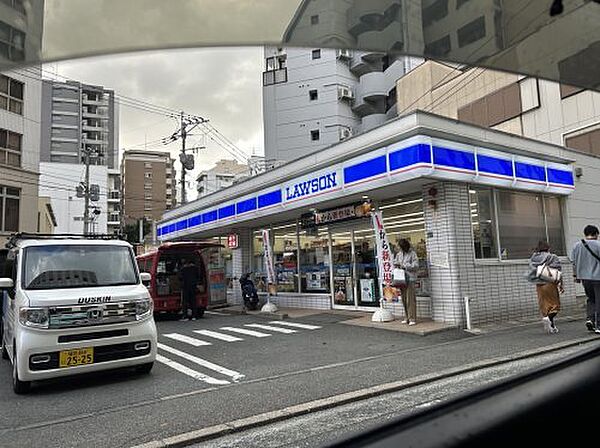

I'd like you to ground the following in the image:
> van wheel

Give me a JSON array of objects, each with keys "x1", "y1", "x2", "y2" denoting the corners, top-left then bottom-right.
[
  {"x1": 12, "y1": 350, "x2": 31, "y2": 394},
  {"x1": 135, "y1": 362, "x2": 154, "y2": 374}
]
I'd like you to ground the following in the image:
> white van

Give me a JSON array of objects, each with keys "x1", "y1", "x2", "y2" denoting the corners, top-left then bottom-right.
[{"x1": 0, "y1": 234, "x2": 157, "y2": 394}]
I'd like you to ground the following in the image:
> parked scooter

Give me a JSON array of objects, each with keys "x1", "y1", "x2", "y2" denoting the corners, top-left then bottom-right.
[{"x1": 239, "y1": 273, "x2": 260, "y2": 310}]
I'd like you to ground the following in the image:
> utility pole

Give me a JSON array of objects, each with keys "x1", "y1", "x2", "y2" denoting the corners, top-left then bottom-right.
[
  {"x1": 180, "y1": 111, "x2": 187, "y2": 204},
  {"x1": 163, "y1": 112, "x2": 208, "y2": 206},
  {"x1": 83, "y1": 148, "x2": 91, "y2": 235}
]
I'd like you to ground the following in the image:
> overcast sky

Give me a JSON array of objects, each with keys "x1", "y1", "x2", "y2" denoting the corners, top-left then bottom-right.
[{"x1": 44, "y1": 47, "x2": 265, "y2": 201}]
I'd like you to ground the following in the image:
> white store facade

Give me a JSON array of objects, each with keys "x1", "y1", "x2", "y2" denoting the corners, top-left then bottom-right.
[{"x1": 157, "y1": 112, "x2": 599, "y2": 326}]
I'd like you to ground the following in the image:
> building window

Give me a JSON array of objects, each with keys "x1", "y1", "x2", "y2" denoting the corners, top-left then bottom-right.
[
  {"x1": 564, "y1": 128, "x2": 600, "y2": 156},
  {"x1": 0, "y1": 74, "x2": 23, "y2": 114},
  {"x1": 0, "y1": 128, "x2": 21, "y2": 167},
  {"x1": 299, "y1": 226, "x2": 330, "y2": 293},
  {"x1": 470, "y1": 186, "x2": 566, "y2": 260},
  {"x1": 424, "y1": 35, "x2": 451, "y2": 57},
  {"x1": 0, "y1": 20, "x2": 25, "y2": 62},
  {"x1": 422, "y1": 0, "x2": 448, "y2": 27},
  {"x1": 273, "y1": 222, "x2": 299, "y2": 292},
  {"x1": 310, "y1": 14, "x2": 319, "y2": 25},
  {"x1": 456, "y1": 0, "x2": 471, "y2": 9},
  {"x1": 1, "y1": 0, "x2": 26, "y2": 14},
  {"x1": 309, "y1": 89, "x2": 318, "y2": 101},
  {"x1": 266, "y1": 56, "x2": 276, "y2": 71},
  {"x1": 0, "y1": 185, "x2": 19, "y2": 232},
  {"x1": 457, "y1": 15, "x2": 486, "y2": 48},
  {"x1": 310, "y1": 129, "x2": 320, "y2": 141},
  {"x1": 144, "y1": 172, "x2": 152, "y2": 179},
  {"x1": 312, "y1": 49, "x2": 321, "y2": 60}
]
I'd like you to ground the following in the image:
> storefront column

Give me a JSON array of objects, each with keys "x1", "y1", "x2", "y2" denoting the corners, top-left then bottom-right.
[
  {"x1": 423, "y1": 182, "x2": 470, "y2": 326},
  {"x1": 231, "y1": 228, "x2": 252, "y2": 306}
]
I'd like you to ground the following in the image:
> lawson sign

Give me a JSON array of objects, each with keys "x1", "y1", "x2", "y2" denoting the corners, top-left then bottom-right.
[{"x1": 283, "y1": 169, "x2": 341, "y2": 203}]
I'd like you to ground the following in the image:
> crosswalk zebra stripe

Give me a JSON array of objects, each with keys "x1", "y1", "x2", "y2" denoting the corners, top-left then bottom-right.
[
  {"x1": 193, "y1": 330, "x2": 244, "y2": 342},
  {"x1": 244, "y1": 323, "x2": 297, "y2": 334},
  {"x1": 204, "y1": 311, "x2": 227, "y2": 316},
  {"x1": 219, "y1": 326, "x2": 272, "y2": 338},
  {"x1": 221, "y1": 327, "x2": 271, "y2": 338},
  {"x1": 163, "y1": 333, "x2": 212, "y2": 347},
  {"x1": 157, "y1": 343, "x2": 245, "y2": 381},
  {"x1": 155, "y1": 354, "x2": 230, "y2": 385},
  {"x1": 268, "y1": 321, "x2": 322, "y2": 330}
]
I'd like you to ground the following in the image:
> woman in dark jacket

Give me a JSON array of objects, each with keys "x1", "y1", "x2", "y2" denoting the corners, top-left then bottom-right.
[{"x1": 528, "y1": 240, "x2": 563, "y2": 333}]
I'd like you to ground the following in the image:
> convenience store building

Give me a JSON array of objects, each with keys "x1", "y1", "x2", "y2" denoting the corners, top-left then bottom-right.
[{"x1": 157, "y1": 112, "x2": 600, "y2": 326}]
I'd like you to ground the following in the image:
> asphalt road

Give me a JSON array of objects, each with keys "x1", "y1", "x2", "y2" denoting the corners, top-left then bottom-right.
[{"x1": 0, "y1": 311, "x2": 596, "y2": 448}]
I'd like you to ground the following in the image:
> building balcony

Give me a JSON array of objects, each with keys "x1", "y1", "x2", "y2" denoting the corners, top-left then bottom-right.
[
  {"x1": 362, "y1": 113, "x2": 388, "y2": 132},
  {"x1": 82, "y1": 110, "x2": 108, "y2": 119},
  {"x1": 107, "y1": 220, "x2": 120, "y2": 226},
  {"x1": 82, "y1": 137, "x2": 107, "y2": 145},
  {"x1": 347, "y1": 0, "x2": 397, "y2": 36},
  {"x1": 359, "y1": 71, "x2": 387, "y2": 101},
  {"x1": 82, "y1": 124, "x2": 105, "y2": 132},
  {"x1": 108, "y1": 190, "x2": 120, "y2": 202}
]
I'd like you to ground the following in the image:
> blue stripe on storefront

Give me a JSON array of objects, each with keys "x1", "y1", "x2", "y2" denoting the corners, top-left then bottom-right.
[
  {"x1": 388, "y1": 144, "x2": 431, "y2": 171},
  {"x1": 547, "y1": 168, "x2": 574, "y2": 186},
  {"x1": 236, "y1": 197, "x2": 257, "y2": 214},
  {"x1": 168, "y1": 224, "x2": 176, "y2": 233},
  {"x1": 344, "y1": 155, "x2": 387, "y2": 184},
  {"x1": 176, "y1": 220, "x2": 187, "y2": 231},
  {"x1": 258, "y1": 189, "x2": 282, "y2": 208},
  {"x1": 433, "y1": 146, "x2": 476, "y2": 171},
  {"x1": 515, "y1": 162, "x2": 546, "y2": 182},
  {"x1": 477, "y1": 154, "x2": 513, "y2": 177},
  {"x1": 218, "y1": 204, "x2": 235, "y2": 219},
  {"x1": 156, "y1": 227, "x2": 162, "y2": 236},
  {"x1": 189, "y1": 214, "x2": 202, "y2": 227},
  {"x1": 202, "y1": 210, "x2": 218, "y2": 223}
]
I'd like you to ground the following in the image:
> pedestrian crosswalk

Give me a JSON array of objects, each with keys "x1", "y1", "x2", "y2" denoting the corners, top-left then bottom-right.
[{"x1": 155, "y1": 320, "x2": 322, "y2": 385}]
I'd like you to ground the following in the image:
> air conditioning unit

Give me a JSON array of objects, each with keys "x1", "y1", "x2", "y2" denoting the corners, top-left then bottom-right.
[
  {"x1": 336, "y1": 49, "x2": 352, "y2": 59},
  {"x1": 338, "y1": 86, "x2": 354, "y2": 100},
  {"x1": 339, "y1": 127, "x2": 353, "y2": 140}
]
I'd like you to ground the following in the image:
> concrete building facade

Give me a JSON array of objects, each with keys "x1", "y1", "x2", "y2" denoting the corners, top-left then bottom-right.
[
  {"x1": 0, "y1": 68, "x2": 42, "y2": 246},
  {"x1": 122, "y1": 150, "x2": 176, "y2": 227},
  {"x1": 196, "y1": 159, "x2": 249, "y2": 198}
]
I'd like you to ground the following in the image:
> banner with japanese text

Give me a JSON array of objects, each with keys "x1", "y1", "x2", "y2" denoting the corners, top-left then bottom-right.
[{"x1": 371, "y1": 210, "x2": 397, "y2": 302}]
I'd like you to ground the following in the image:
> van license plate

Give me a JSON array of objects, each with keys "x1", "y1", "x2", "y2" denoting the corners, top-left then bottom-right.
[{"x1": 59, "y1": 348, "x2": 94, "y2": 367}]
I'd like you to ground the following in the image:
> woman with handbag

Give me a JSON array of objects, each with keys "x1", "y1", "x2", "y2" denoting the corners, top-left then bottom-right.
[
  {"x1": 394, "y1": 239, "x2": 419, "y2": 325},
  {"x1": 528, "y1": 240, "x2": 564, "y2": 333}
]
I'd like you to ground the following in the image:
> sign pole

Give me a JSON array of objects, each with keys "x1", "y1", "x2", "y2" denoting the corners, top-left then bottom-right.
[
  {"x1": 260, "y1": 228, "x2": 278, "y2": 313},
  {"x1": 371, "y1": 210, "x2": 394, "y2": 323}
]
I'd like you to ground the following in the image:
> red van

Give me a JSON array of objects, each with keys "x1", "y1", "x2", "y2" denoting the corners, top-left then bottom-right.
[{"x1": 136, "y1": 242, "x2": 220, "y2": 318}]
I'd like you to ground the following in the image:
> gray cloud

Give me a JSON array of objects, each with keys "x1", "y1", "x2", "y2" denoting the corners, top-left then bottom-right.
[{"x1": 48, "y1": 47, "x2": 264, "y2": 200}]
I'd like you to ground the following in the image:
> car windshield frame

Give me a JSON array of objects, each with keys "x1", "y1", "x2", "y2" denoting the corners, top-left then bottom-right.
[{"x1": 21, "y1": 244, "x2": 140, "y2": 290}]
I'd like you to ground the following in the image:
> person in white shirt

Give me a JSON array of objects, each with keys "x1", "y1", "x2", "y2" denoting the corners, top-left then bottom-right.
[{"x1": 394, "y1": 239, "x2": 419, "y2": 325}]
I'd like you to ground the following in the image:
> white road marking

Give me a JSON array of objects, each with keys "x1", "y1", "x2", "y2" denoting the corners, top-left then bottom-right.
[
  {"x1": 193, "y1": 329, "x2": 244, "y2": 342},
  {"x1": 244, "y1": 323, "x2": 297, "y2": 334},
  {"x1": 268, "y1": 321, "x2": 322, "y2": 330},
  {"x1": 220, "y1": 326, "x2": 272, "y2": 338},
  {"x1": 155, "y1": 355, "x2": 230, "y2": 385},
  {"x1": 157, "y1": 343, "x2": 245, "y2": 381},
  {"x1": 204, "y1": 311, "x2": 227, "y2": 316},
  {"x1": 163, "y1": 333, "x2": 212, "y2": 347}
]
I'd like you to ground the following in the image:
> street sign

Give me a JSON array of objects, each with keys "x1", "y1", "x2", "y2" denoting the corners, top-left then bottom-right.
[{"x1": 226, "y1": 234, "x2": 239, "y2": 249}]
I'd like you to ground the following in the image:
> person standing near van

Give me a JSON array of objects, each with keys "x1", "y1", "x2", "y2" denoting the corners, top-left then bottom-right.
[
  {"x1": 179, "y1": 258, "x2": 199, "y2": 321},
  {"x1": 528, "y1": 241, "x2": 563, "y2": 333},
  {"x1": 571, "y1": 225, "x2": 600, "y2": 334},
  {"x1": 394, "y1": 239, "x2": 419, "y2": 325}
]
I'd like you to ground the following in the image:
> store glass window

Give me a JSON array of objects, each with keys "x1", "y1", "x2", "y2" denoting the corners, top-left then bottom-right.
[
  {"x1": 272, "y1": 222, "x2": 298, "y2": 292},
  {"x1": 331, "y1": 230, "x2": 354, "y2": 305},
  {"x1": 299, "y1": 226, "x2": 330, "y2": 293},
  {"x1": 353, "y1": 227, "x2": 380, "y2": 305},
  {"x1": 470, "y1": 187, "x2": 498, "y2": 259},
  {"x1": 380, "y1": 194, "x2": 429, "y2": 296},
  {"x1": 469, "y1": 186, "x2": 566, "y2": 260}
]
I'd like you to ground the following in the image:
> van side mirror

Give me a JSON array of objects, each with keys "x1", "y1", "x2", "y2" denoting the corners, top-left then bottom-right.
[
  {"x1": 0, "y1": 278, "x2": 14, "y2": 289},
  {"x1": 140, "y1": 272, "x2": 151, "y2": 285}
]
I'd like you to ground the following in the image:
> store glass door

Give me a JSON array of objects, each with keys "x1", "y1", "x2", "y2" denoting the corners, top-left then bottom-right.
[
  {"x1": 353, "y1": 228, "x2": 380, "y2": 308},
  {"x1": 330, "y1": 230, "x2": 354, "y2": 307}
]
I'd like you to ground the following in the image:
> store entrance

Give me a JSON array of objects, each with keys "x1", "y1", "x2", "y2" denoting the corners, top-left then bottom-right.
[{"x1": 330, "y1": 224, "x2": 380, "y2": 310}]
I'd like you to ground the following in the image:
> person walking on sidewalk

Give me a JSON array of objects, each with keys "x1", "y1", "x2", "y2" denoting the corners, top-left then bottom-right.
[
  {"x1": 394, "y1": 239, "x2": 419, "y2": 326},
  {"x1": 528, "y1": 241, "x2": 563, "y2": 334},
  {"x1": 179, "y1": 258, "x2": 200, "y2": 321},
  {"x1": 571, "y1": 225, "x2": 600, "y2": 334}
]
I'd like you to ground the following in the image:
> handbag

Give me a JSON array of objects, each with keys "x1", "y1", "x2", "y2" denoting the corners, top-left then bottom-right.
[
  {"x1": 536, "y1": 256, "x2": 562, "y2": 283},
  {"x1": 392, "y1": 268, "x2": 407, "y2": 286}
]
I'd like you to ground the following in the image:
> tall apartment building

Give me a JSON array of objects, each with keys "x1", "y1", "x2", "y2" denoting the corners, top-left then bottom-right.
[
  {"x1": 39, "y1": 80, "x2": 121, "y2": 234},
  {"x1": 122, "y1": 150, "x2": 176, "y2": 227},
  {"x1": 0, "y1": 68, "x2": 42, "y2": 246}
]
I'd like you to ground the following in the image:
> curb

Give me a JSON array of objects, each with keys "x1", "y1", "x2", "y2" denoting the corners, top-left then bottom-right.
[{"x1": 131, "y1": 336, "x2": 599, "y2": 448}]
